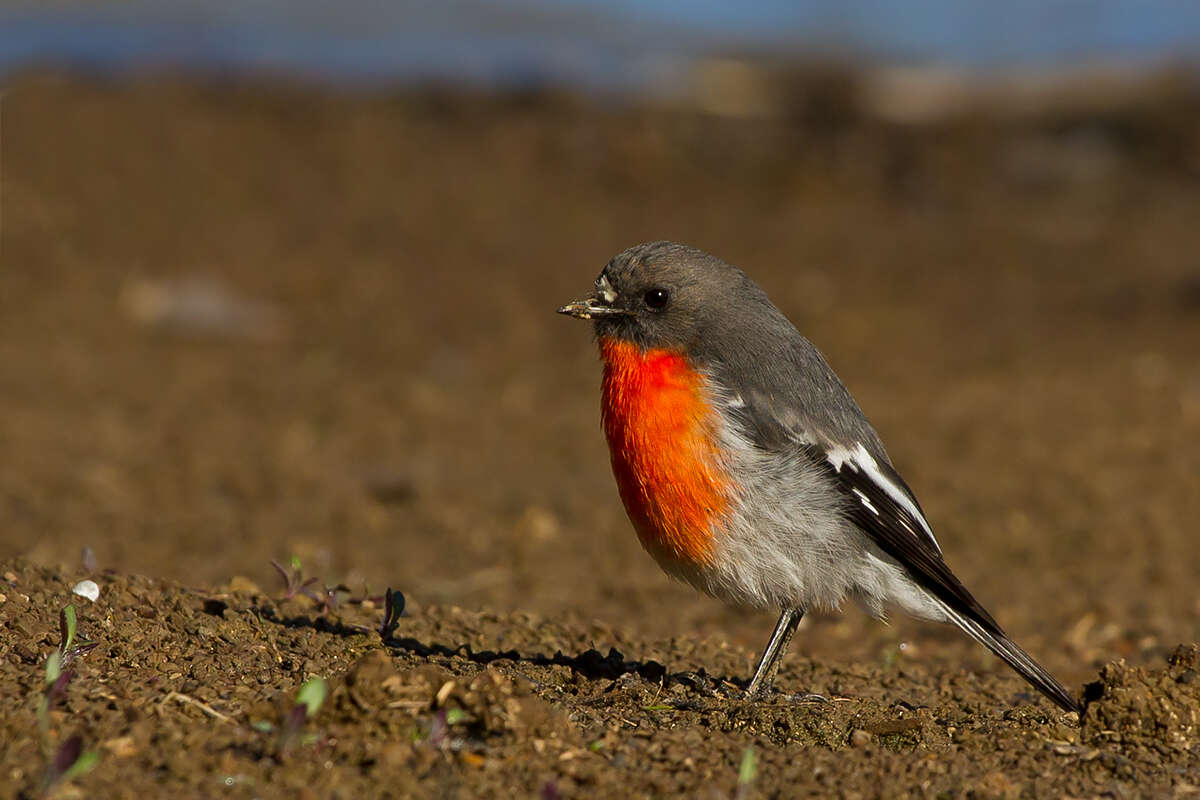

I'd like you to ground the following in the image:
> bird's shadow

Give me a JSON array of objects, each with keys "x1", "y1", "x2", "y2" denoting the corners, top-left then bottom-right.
[{"x1": 253, "y1": 604, "x2": 744, "y2": 697}]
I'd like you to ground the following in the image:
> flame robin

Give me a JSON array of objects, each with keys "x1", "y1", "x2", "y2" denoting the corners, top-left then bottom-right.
[{"x1": 559, "y1": 241, "x2": 1080, "y2": 714}]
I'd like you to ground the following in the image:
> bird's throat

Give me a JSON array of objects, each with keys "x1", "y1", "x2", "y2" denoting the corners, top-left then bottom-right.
[{"x1": 598, "y1": 337, "x2": 730, "y2": 567}]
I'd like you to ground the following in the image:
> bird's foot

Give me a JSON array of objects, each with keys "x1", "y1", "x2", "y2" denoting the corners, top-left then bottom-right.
[{"x1": 742, "y1": 683, "x2": 774, "y2": 701}]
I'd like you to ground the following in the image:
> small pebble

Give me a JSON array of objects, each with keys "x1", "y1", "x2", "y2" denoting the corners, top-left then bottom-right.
[
  {"x1": 850, "y1": 729, "x2": 872, "y2": 748},
  {"x1": 72, "y1": 579, "x2": 101, "y2": 602}
]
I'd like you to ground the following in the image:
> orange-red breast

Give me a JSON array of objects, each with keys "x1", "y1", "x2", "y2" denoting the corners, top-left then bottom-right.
[{"x1": 559, "y1": 241, "x2": 1080, "y2": 715}]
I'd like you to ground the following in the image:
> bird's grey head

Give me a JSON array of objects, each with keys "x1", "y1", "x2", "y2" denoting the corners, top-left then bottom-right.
[{"x1": 558, "y1": 241, "x2": 776, "y2": 355}]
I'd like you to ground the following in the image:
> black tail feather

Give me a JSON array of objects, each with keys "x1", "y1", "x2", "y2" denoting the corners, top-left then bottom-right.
[{"x1": 936, "y1": 599, "x2": 1080, "y2": 715}]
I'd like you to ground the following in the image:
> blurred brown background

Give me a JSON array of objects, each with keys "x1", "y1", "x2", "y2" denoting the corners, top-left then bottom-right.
[
  {"x1": 3, "y1": 66, "x2": 1198, "y2": 691},
  {"x1": 3, "y1": 7, "x2": 1200, "y2": 796}
]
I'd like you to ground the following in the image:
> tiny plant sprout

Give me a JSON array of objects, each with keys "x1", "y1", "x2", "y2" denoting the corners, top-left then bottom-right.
[
  {"x1": 38, "y1": 651, "x2": 70, "y2": 735},
  {"x1": 35, "y1": 608, "x2": 101, "y2": 795},
  {"x1": 60, "y1": 606, "x2": 77, "y2": 654},
  {"x1": 45, "y1": 650, "x2": 62, "y2": 686},
  {"x1": 379, "y1": 587, "x2": 405, "y2": 641},
  {"x1": 42, "y1": 735, "x2": 99, "y2": 795},
  {"x1": 735, "y1": 746, "x2": 758, "y2": 799},
  {"x1": 58, "y1": 605, "x2": 99, "y2": 667},
  {"x1": 295, "y1": 677, "x2": 328, "y2": 718},
  {"x1": 39, "y1": 606, "x2": 98, "y2": 733},
  {"x1": 268, "y1": 558, "x2": 350, "y2": 614},
  {"x1": 270, "y1": 558, "x2": 319, "y2": 601},
  {"x1": 275, "y1": 677, "x2": 328, "y2": 757}
]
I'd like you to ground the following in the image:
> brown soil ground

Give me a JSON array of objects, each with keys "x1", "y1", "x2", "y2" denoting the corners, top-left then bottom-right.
[{"x1": 1, "y1": 73, "x2": 1198, "y2": 798}]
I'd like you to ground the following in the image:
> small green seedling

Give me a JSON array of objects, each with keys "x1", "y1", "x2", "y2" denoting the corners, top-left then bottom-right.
[
  {"x1": 418, "y1": 706, "x2": 471, "y2": 750},
  {"x1": 295, "y1": 676, "x2": 328, "y2": 717},
  {"x1": 41, "y1": 735, "x2": 99, "y2": 796},
  {"x1": 34, "y1": 605, "x2": 101, "y2": 796},
  {"x1": 58, "y1": 605, "x2": 98, "y2": 667},
  {"x1": 734, "y1": 746, "x2": 758, "y2": 799},
  {"x1": 270, "y1": 558, "x2": 350, "y2": 613},
  {"x1": 38, "y1": 651, "x2": 70, "y2": 736},
  {"x1": 59, "y1": 606, "x2": 76, "y2": 653},
  {"x1": 273, "y1": 677, "x2": 328, "y2": 757},
  {"x1": 379, "y1": 587, "x2": 405, "y2": 641},
  {"x1": 270, "y1": 557, "x2": 320, "y2": 601},
  {"x1": 38, "y1": 605, "x2": 98, "y2": 738}
]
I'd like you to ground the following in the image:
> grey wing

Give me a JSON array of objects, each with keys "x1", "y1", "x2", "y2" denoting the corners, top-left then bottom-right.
[
  {"x1": 722, "y1": 368, "x2": 1002, "y2": 633},
  {"x1": 795, "y1": 441, "x2": 1002, "y2": 633},
  {"x1": 713, "y1": 343, "x2": 1081, "y2": 713}
]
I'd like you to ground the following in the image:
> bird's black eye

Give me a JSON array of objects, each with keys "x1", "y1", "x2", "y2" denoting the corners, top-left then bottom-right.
[{"x1": 643, "y1": 288, "x2": 669, "y2": 310}]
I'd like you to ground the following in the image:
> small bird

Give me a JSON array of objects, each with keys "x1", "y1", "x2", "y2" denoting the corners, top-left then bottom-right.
[{"x1": 559, "y1": 241, "x2": 1080, "y2": 714}]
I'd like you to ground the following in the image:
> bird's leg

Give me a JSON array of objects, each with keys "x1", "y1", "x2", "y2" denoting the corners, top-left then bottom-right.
[{"x1": 745, "y1": 607, "x2": 804, "y2": 697}]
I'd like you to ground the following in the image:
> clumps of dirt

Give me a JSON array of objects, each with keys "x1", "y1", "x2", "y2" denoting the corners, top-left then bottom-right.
[
  {"x1": 1079, "y1": 644, "x2": 1200, "y2": 782},
  {"x1": 3, "y1": 557, "x2": 1199, "y2": 798},
  {"x1": 324, "y1": 652, "x2": 579, "y2": 775}
]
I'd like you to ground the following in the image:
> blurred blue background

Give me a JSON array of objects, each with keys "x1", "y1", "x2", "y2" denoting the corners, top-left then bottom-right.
[{"x1": 2, "y1": 0, "x2": 1199, "y2": 90}]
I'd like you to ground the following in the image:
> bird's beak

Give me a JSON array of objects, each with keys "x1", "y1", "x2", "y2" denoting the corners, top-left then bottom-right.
[{"x1": 557, "y1": 297, "x2": 632, "y2": 319}]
